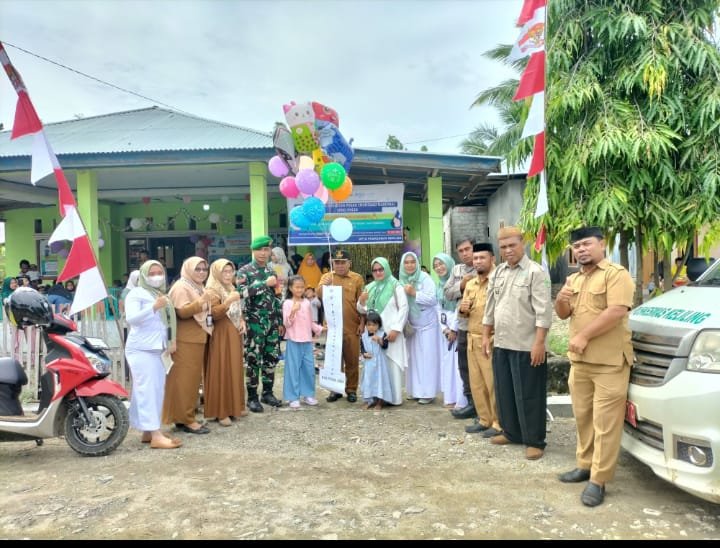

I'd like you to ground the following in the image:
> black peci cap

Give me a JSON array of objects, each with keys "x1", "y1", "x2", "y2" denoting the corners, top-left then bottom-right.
[
  {"x1": 569, "y1": 226, "x2": 604, "y2": 242},
  {"x1": 473, "y1": 242, "x2": 494, "y2": 254}
]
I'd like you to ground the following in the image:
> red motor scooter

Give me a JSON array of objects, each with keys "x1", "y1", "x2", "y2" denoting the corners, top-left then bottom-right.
[{"x1": 0, "y1": 287, "x2": 129, "y2": 456}]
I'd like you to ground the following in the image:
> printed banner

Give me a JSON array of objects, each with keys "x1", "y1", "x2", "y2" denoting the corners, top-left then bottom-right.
[
  {"x1": 207, "y1": 233, "x2": 252, "y2": 266},
  {"x1": 288, "y1": 183, "x2": 404, "y2": 246},
  {"x1": 318, "y1": 285, "x2": 346, "y2": 394}
]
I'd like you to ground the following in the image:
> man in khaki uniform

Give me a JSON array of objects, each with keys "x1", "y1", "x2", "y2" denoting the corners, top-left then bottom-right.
[
  {"x1": 481, "y1": 226, "x2": 552, "y2": 461},
  {"x1": 554, "y1": 226, "x2": 634, "y2": 508},
  {"x1": 458, "y1": 243, "x2": 501, "y2": 437},
  {"x1": 317, "y1": 249, "x2": 366, "y2": 403}
]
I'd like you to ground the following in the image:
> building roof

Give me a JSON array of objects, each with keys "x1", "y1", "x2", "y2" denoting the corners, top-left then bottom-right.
[
  {"x1": 0, "y1": 106, "x2": 272, "y2": 156},
  {"x1": 0, "y1": 107, "x2": 504, "y2": 213}
]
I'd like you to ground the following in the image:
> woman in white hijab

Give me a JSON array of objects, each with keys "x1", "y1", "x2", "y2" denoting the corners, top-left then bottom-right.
[{"x1": 270, "y1": 247, "x2": 293, "y2": 296}]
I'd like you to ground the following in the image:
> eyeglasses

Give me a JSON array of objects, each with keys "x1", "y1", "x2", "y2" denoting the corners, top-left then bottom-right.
[
  {"x1": 371, "y1": 267, "x2": 384, "y2": 273},
  {"x1": 195, "y1": 267, "x2": 209, "y2": 272}
]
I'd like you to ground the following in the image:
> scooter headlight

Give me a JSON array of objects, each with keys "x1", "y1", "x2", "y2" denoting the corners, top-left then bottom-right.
[
  {"x1": 83, "y1": 350, "x2": 112, "y2": 375},
  {"x1": 687, "y1": 330, "x2": 720, "y2": 373}
]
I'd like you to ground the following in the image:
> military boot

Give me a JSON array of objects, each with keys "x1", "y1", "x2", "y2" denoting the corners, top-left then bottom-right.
[{"x1": 247, "y1": 386, "x2": 264, "y2": 413}]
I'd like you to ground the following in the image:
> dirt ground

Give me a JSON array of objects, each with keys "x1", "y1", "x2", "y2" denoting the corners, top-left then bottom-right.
[{"x1": 1, "y1": 373, "x2": 719, "y2": 540}]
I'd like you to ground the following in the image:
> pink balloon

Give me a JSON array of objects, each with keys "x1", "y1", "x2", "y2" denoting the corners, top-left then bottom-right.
[
  {"x1": 268, "y1": 155, "x2": 289, "y2": 178},
  {"x1": 313, "y1": 184, "x2": 329, "y2": 203},
  {"x1": 295, "y1": 168, "x2": 321, "y2": 195},
  {"x1": 279, "y1": 176, "x2": 300, "y2": 198}
]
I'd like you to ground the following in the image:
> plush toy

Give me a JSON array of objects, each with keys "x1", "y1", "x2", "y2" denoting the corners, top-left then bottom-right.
[
  {"x1": 316, "y1": 120, "x2": 354, "y2": 172},
  {"x1": 312, "y1": 101, "x2": 339, "y2": 127}
]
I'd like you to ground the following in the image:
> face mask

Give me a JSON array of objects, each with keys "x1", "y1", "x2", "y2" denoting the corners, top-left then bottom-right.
[{"x1": 147, "y1": 275, "x2": 165, "y2": 288}]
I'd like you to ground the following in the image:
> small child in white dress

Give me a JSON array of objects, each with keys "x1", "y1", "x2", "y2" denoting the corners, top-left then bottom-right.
[{"x1": 360, "y1": 310, "x2": 393, "y2": 410}]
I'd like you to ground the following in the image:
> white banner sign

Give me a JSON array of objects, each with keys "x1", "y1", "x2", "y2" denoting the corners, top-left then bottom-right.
[{"x1": 318, "y1": 285, "x2": 346, "y2": 394}]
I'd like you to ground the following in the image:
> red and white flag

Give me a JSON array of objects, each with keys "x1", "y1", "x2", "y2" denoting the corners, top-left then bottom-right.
[
  {"x1": 533, "y1": 222, "x2": 550, "y2": 273},
  {"x1": 508, "y1": 5, "x2": 546, "y2": 62},
  {"x1": 1, "y1": 40, "x2": 107, "y2": 314},
  {"x1": 521, "y1": 91, "x2": 545, "y2": 139},
  {"x1": 518, "y1": 0, "x2": 546, "y2": 25},
  {"x1": 513, "y1": 50, "x2": 545, "y2": 101},
  {"x1": 511, "y1": 0, "x2": 549, "y2": 262}
]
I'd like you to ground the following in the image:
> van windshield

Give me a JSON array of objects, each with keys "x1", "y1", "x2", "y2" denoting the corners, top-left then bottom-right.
[{"x1": 695, "y1": 259, "x2": 720, "y2": 286}]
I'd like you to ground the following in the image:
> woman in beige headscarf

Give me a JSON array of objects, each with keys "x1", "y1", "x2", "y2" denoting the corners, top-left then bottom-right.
[
  {"x1": 162, "y1": 256, "x2": 213, "y2": 434},
  {"x1": 203, "y1": 259, "x2": 248, "y2": 425}
]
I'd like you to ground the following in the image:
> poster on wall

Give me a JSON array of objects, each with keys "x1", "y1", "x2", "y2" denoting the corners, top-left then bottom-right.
[
  {"x1": 38, "y1": 238, "x2": 60, "y2": 277},
  {"x1": 207, "y1": 233, "x2": 252, "y2": 266},
  {"x1": 287, "y1": 183, "x2": 404, "y2": 246}
]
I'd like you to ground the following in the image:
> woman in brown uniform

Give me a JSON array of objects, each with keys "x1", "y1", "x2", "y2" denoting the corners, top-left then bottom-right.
[
  {"x1": 204, "y1": 259, "x2": 248, "y2": 425},
  {"x1": 163, "y1": 256, "x2": 213, "y2": 434}
]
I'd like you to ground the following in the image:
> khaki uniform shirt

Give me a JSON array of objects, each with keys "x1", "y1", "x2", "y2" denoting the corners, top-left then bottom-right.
[
  {"x1": 482, "y1": 254, "x2": 552, "y2": 352},
  {"x1": 566, "y1": 258, "x2": 634, "y2": 366},
  {"x1": 443, "y1": 262, "x2": 476, "y2": 331},
  {"x1": 460, "y1": 270, "x2": 493, "y2": 335},
  {"x1": 317, "y1": 270, "x2": 365, "y2": 331}
]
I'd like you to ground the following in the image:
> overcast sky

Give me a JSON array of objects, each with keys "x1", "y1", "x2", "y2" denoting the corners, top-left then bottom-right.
[{"x1": 0, "y1": 0, "x2": 522, "y2": 154}]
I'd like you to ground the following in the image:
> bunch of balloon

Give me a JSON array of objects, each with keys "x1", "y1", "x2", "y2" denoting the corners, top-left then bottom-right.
[{"x1": 268, "y1": 100, "x2": 356, "y2": 242}]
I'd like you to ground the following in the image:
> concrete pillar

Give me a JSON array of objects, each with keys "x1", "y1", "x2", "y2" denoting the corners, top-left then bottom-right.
[
  {"x1": 249, "y1": 162, "x2": 269, "y2": 237},
  {"x1": 426, "y1": 175, "x2": 444, "y2": 273}
]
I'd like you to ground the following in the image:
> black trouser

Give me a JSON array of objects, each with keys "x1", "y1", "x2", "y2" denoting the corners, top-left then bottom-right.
[
  {"x1": 456, "y1": 329, "x2": 472, "y2": 399},
  {"x1": 492, "y1": 347, "x2": 547, "y2": 449}
]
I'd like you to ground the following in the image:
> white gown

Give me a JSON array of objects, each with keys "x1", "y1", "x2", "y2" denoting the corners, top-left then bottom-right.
[
  {"x1": 438, "y1": 308, "x2": 467, "y2": 408},
  {"x1": 405, "y1": 273, "x2": 442, "y2": 400}
]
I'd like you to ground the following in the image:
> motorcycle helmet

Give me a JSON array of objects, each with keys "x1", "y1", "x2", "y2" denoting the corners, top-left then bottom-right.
[{"x1": 7, "y1": 287, "x2": 54, "y2": 327}]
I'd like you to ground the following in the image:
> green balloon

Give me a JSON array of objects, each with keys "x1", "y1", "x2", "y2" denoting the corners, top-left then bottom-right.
[{"x1": 321, "y1": 163, "x2": 347, "y2": 190}]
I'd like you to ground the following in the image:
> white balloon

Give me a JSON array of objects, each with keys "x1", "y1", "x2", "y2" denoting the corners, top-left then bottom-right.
[
  {"x1": 209, "y1": 212, "x2": 221, "y2": 224},
  {"x1": 98, "y1": 238, "x2": 105, "y2": 249},
  {"x1": 329, "y1": 217, "x2": 353, "y2": 242}
]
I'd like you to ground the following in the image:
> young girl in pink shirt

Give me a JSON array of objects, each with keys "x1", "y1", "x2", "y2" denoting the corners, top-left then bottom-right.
[{"x1": 282, "y1": 276, "x2": 324, "y2": 409}]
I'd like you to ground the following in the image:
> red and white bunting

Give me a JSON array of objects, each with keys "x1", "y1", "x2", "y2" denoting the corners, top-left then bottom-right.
[{"x1": 1, "y1": 40, "x2": 107, "y2": 314}]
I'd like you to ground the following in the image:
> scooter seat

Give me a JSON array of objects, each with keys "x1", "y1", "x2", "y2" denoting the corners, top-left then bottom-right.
[{"x1": 0, "y1": 358, "x2": 28, "y2": 386}]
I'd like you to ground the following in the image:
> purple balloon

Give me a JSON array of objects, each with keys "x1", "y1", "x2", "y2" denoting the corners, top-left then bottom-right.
[
  {"x1": 295, "y1": 168, "x2": 321, "y2": 195},
  {"x1": 268, "y1": 155, "x2": 289, "y2": 178},
  {"x1": 302, "y1": 196, "x2": 326, "y2": 224}
]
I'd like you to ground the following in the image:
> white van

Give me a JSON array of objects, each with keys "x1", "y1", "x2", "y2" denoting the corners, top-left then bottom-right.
[{"x1": 622, "y1": 257, "x2": 720, "y2": 504}]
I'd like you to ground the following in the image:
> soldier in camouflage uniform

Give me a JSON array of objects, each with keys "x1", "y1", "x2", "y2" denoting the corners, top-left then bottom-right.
[{"x1": 236, "y1": 235, "x2": 284, "y2": 412}]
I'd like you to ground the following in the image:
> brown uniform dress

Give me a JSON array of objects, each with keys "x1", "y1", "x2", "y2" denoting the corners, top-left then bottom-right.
[
  {"x1": 459, "y1": 269, "x2": 500, "y2": 431},
  {"x1": 566, "y1": 258, "x2": 634, "y2": 484},
  {"x1": 162, "y1": 300, "x2": 208, "y2": 425},
  {"x1": 203, "y1": 299, "x2": 246, "y2": 420},
  {"x1": 317, "y1": 269, "x2": 365, "y2": 394}
]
